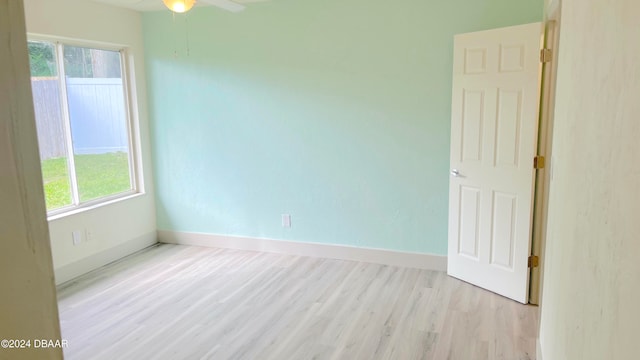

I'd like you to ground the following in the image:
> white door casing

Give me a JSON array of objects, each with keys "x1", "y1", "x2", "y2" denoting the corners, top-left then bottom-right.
[{"x1": 447, "y1": 22, "x2": 543, "y2": 304}]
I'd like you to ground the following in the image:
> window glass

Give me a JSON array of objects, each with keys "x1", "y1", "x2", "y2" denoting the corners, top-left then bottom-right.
[
  {"x1": 28, "y1": 41, "x2": 72, "y2": 210},
  {"x1": 63, "y1": 46, "x2": 132, "y2": 202},
  {"x1": 28, "y1": 40, "x2": 136, "y2": 213}
]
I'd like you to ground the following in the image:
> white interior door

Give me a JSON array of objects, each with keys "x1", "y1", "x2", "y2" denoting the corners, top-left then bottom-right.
[{"x1": 447, "y1": 22, "x2": 542, "y2": 304}]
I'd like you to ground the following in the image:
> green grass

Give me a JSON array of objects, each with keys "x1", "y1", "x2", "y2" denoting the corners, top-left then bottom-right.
[
  {"x1": 41, "y1": 152, "x2": 131, "y2": 210},
  {"x1": 41, "y1": 157, "x2": 72, "y2": 210}
]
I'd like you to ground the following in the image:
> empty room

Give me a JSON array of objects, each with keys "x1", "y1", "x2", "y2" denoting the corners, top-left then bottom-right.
[{"x1": 1, "y1": 0, "x2": 638, "y2": 359}]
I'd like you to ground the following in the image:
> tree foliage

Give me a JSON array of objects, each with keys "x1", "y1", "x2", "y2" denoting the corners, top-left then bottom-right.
[
  {"x1": 28, "y1": 41, "x2": 122, "y2": 78},
  {"x1": 28, "y1": 41, "x2": 57, "y2": 77}
]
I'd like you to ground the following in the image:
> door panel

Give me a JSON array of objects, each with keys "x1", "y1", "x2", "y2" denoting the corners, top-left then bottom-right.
[
  {"x1": 458, "y1": 186, "x2": 481, "y2": 259},
  {"x1": 461, "y1": 90, "x2": 484, "y2": 162},
  {"x1": 490, "y1": 191, "x2": 517, "y2": 269},
  {"x1": 495, "y1": 89, "x2": 522, "y2": 167},
  {"x1": 448, "y1": 22, "x2": 542, "y2": 304}
]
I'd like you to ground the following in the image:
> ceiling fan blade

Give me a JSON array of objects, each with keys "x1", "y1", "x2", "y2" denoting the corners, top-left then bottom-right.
[{"x1": 200, "y1": 0, "x2": 246, "y2": 12}]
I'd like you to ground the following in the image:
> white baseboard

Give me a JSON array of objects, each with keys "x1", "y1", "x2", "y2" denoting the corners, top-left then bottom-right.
[
  {"x1": 157, "y1": 230, "x2": 447, "y2": 271},
  {"x1": 54, "y1": 232, "x2": 157, "y2": 285}
]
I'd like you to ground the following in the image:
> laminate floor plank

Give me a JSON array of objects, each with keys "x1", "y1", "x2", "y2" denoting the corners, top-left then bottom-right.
[{"x1": 58, "y1": 244, "x2": 538, "y2": 360}]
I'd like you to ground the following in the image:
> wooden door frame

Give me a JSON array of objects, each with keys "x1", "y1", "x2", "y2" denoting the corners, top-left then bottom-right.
[{"x1": 529, "y1": 0, "x2": 562, "y2": 305}]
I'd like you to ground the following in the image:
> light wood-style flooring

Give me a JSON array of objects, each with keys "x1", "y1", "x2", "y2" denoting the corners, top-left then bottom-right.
[{"x1": 57, "y1": 244, "x2": 538, "y2": 360}]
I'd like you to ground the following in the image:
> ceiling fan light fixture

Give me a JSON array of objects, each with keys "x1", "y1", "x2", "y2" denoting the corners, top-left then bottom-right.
[{"x1": 163, "y1": 0, "x2": 196, "y2": 13}]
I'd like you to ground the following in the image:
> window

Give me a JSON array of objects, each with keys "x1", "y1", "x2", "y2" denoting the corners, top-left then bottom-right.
[{"x1": 28, "y1": 39, "x2": 138, "y2": 214}]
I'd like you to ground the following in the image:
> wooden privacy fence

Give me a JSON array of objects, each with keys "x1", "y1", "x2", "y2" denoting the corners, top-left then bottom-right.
[
  {"x1": 31, "y1": 77, "x2": 66, "y2": 160},
  {"x1": 31, "y1": 77, "x2": 129, "y2": 160}
]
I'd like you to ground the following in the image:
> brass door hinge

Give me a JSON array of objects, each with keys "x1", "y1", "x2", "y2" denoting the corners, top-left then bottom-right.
[
  {"x1": 528, "y1": 255, "x2": 540, "y2": 268},
  {"x1": 534, "y1": 155, "x2": 545, "y2": 169},
  {"x1": 540, "y1": 48, "x2": 552, "y2": 63}
]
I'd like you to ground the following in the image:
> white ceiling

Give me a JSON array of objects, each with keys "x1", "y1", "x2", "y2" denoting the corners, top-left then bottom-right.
[{"x1": 91, "y1": 0, "x2": 267, "y2": 12}]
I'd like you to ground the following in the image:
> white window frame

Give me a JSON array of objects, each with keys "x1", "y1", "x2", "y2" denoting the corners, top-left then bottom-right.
[{"x1": 28, "y1": 35, "x2": 142, "y2": 218}]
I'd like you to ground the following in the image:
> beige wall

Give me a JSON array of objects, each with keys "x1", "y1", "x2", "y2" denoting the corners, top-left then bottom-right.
[
  {"x1": 23, "y1": 0, "x2": 157, "y2": 283},
  {"x1": 539, "y1": 0, "x2": 640, "y2": 359},
  {"x1": 0, "y1": 1, "x2": 62, "y2": 358}
]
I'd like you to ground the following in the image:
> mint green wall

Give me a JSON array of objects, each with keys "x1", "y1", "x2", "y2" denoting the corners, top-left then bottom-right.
[{"x1": 143, "y1": 0, "x2": 542, "y2": 255}]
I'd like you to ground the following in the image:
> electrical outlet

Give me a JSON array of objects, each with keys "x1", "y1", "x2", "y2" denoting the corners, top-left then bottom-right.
[
  {"x1": 86, "y1": 230, "x2": 94, "y2": 242},
  {"x1": 72, "y1": 230, "x2": 83, "y2": 246},
  {"x1": 281, "y1": 214, "x2": 291, "y2": 228}
]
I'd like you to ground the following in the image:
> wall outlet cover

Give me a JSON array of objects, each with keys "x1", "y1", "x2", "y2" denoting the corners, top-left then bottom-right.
[
  {"x1": 72, "y1": 230, "x2": 83, "y2": 245},
  {"x1": 281, "y1": 214, "x2": 291, "y2": 228}
]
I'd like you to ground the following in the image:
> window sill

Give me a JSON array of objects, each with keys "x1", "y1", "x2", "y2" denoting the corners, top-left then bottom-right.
[{"x1": 47, "y1": 192, "x2": 146, "y2": 222}]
